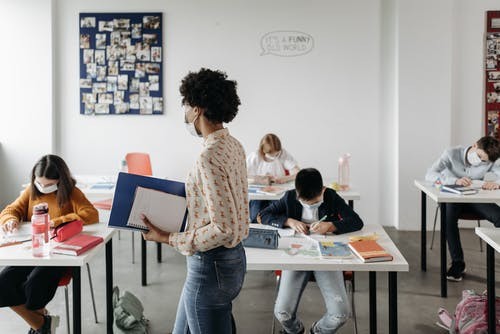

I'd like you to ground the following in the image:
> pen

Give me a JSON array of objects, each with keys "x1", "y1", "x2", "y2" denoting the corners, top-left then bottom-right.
[
  {"x1": 310, "y1": 215, "x2": 328, "y2": 231},
  {"x1": 0, "y1": 239, "x2": 30, "y2": 248}
]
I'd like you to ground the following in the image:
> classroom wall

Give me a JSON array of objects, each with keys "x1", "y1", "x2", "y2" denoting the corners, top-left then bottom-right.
[
  {"x1": 53, "y1": 0, "x2": 383, "y2": 225},
  {"x1": 0, "y1": 0, "x2": 54, "y2": 208}
]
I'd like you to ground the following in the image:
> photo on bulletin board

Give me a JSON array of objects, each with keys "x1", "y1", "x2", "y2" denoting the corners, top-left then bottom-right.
[
  {"x1": 79, "y1": 12, "x2": 163, "y2": 115},
  {"x1": 485, "y1": 11, "x2": 500, "y2": 139}
]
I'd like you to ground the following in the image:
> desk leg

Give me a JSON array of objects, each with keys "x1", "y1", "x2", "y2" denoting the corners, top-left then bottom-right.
[
  {"x1": 369, "y1": 272, "x2": 376, "y2": 334},
  {"x1": 389, "y1": 272, "x2": 397, "y2": 334},
  {"x1": 348, "y1": 200, "x2": 354, "y2": 209},
  {"x1": 72, "y1": 266, "x2": 81, "y2": 334},
  {"x1": 440, "y1": 203, "x2": 447, "y2": 298},
  {"x1": 106, "y1": 239, "x2": 113, "y2": 334},
  {"x1": 421, "y1": 191, "x2": 427, "y2": 272},
  {"x1": 487, "y1": 244, "x2": 495, "y2": 334},
  {"x1": 157, "y1": 242, "x2": 162, "y2": 263},
  {"x1": 142, "y1": 238, "x2": 147, "y2": 286}
]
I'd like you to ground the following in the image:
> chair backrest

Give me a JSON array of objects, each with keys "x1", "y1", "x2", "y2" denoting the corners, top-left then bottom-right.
[
  {"x1": 58, "y1": 269, "x2": 73, "y2": 286},
  {"x1": 125, "y1": 153, "x2": 152, "y2": 176}
]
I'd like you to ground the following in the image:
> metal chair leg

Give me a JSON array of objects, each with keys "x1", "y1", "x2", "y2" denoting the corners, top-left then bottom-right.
[
  {"x1": 132, "y1": 231, "x2": 135, "y2": 264},
  {"x1": 478, "y1": 220, "x2": 483, "y2": 252},
  {"x1": 430, "y1": 206, "x2": 439, "y2": 250},
  {"x1": 86, "y1": 263, "x2": 98, "y2": 323},
  {"x1": 346, "y1": 279, "x2": 358, "y2": 334},
  {"x1": 271, "y1": 273, "x2": 281, "y2": 334},
  {"x1": 64, "y1": 286, "x2": 71, "y2": 334},
  {"x1": 118, "y1": 230, "x2": 121, "y2": 240}
]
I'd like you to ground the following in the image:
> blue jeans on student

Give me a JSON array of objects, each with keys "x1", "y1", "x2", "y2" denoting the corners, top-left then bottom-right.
[
  {"x1": 275, "y1": 270, "x2": 350, "y2": 334},
  {"x1": 249, "y1": 200, "x2": 270, "y2": 223},
  {"x1": 172, "y1": 243, "x2": 246, "y2": 334}
]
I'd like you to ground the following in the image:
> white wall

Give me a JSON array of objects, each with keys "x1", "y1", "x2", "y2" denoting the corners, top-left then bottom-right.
[
  {"x1": 0, "y1": 0, "x2": 54, "y2": 208},
  {"x1": 54, "y1": 0, "x2": 382, "y2": 225}
]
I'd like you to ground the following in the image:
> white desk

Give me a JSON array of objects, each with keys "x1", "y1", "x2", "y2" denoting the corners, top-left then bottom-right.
[
  {"x1": 475, "y1": 227, "x2": 500, "y2": 334},
  {"x1": 414, "y1": 180, "x2": 500, "y2": 298},
  {"x1": 246, "y1": 224, "x2": 408, "y2": 334},
  {"x1": 0, "y1": 223, "x2": 115, "y2": 334}
]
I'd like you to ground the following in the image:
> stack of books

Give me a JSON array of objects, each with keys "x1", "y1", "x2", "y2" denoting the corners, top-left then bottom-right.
[{"x1": 348, "y1": 240, "x2": 393, "y2": 263}]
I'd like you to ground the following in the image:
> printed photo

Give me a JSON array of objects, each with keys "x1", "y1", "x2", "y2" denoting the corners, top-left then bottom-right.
[
  {"x1": 118, "y1": 74, "x2": 128, "y2": 90},
  {"x1": 145, "y1": 63, "x2": 160, "y2": 74},
  {"x1": 95, "y1": 50, "x2": 106, "y2": 65},
  {"x1": 494, "y1": 82, "x2": 500, "y2": 92},
  {"x1": 83, "y1": 49, "x2": 94, "y2": 64},
  {"x1": 140, "y1": 96, "x2": 153, "y2": 114},
  {"x1": 488, "y1": 71, "x2": 500, "y2": 81},
  {"x1": 130, "y1": 78, "x2": 140, "y2": 92},
  {"x1": 120, "y1": 60, "x2": 135, "y2": 71},
  {"x1": 126, "y1": 45, "x2": 136, "y2": 58},
  {"x1": 80, "y1": 17, "x2": 96, "y2": 28},
  {"x1": 98, "y1": 93, "x2": 113, "y2": 104},
  {"x1": 92, "y1": 82, "x2": 107, "y2": 93},
  {"x1": 492, "y1": 18, "x2": 500, "y2": 29},
  {"x1": 487, "y1": 55, "x2": 497, "y2": 70},
  {"x1": 99, "y1": 20, "x2": 114, "y2": 32},
  {"x1": 80, "y1": 34, "x2": 90, "y2": 49},
  {"x1": 129, "y1": 93, "x2": 140, "y2": 109},
  {"x1": 95, "y1": 103, "x2": 110, "y2": 114},
  {"x1": 82, "y1": 93, "x2": 96, "y2": 104},
  {"x1": 153, "y1": 97, "x2": 163, "y2": 112},
  {"x1": 115, "y1": 103, "x2": 130, "y2": 114},
  {"x1": 84, "y1": 103, "x2": 95, "y2": 115},
  {"x1": 137, "y1": 46, "x2": 150, "y2": 61},
  {"x1": 106, "y1": 76, "x2": 117, "y2": 91},
  {"x1": 96, "y1": 34, "x2": 106, "y2": 49},
  {"x1": 488, "y1": 110, "x2": 499, "y2": 137},
  {"x1": 139, "y1": 82, "x2": 150, "y2": 96},
  {"x1": 151, "y1": 47, "x2": 161, "y2": 62},
  {"x1": 135, "y1": 63, "x2": 146, "y2": 78},
  {"x1": 149, "y1": 75, "x2": 159, "y2": 91},
  {"x1": 108, "y1": 61, "x2": 119, "y2": 76},
  {"x1": 79, "y1": 78, "x2": 92, "y2": 88},
  {"x1": 143, "y1": 33, "x2": 158, "y2": 45},
  {"x1": 114, "y1": 91, "x2": 124, "y2": 104},
  {"x1": 86, "y1": 63, "x2": 97, "y2": 78},
  {"x1": 487, "y1": 92, "x2": 500, "y2": 103},
  {"x1": 110, "y1": 31, "x2": 121, "y2": 46},
  {"x1": 132, "y1": 24, "x2": 142, "y2": 38},
  {"x1": 143, "y1": 16, "x2": 160, "y2": 29},
  {"x1": 113, "y1": 18, "x2": 130, "y2": 30},
  {"x1": 96, "y1": 66, "x2": 107, "y2": 81}
]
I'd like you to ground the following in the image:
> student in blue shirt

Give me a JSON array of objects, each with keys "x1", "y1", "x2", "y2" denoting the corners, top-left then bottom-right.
[
  {"x1": 260, "y1": 168, "x2": 363, "y2": 334},
  {"x1": 425, "y1": 136, "x2": 500, "y2": 281}
]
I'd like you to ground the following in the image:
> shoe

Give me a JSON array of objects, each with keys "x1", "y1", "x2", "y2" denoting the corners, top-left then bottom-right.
[
  {"x1": 279, "y1": 326, "x2": 305, "y2": 334},
  {"x1": 36, "y1": 315, "x2": 60, "y2": 334},
  {"x1": 309, "y1": 321, "x2": 317, "y2": 334},
  {"x1": 446, "y1": 261, "x2": 466, "y2": 281}
]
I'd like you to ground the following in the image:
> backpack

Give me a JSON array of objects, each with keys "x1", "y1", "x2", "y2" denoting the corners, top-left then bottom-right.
[
  {"x1": 113, "y1": 286, "x2": 150, "y2": 334},
  {"x1": 436, "y1": 290, "x2": 500, "y2": 334}
]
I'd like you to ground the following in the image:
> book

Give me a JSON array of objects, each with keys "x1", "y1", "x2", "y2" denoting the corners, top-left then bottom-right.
[
  {"x1": 318, "y1": 241, "x2": 353, "y2": 259},
  {"x1": 126, "y1": 186, "x2": 186, "y2": 232},
  {"x1": 248, "y1": 185, "x2": 286, "y2": 196},
  {"x1": 90, "y1": 182, "x2": 115, "y2": 190},
  {"x1": 441, "y1": 184, "x2": 479, "y2": 195},
  {"x1": 348, "y1": 240, "x2": 393, "y2": 263},
  {"x1": 51, "y1": 234, "x2": 103, "y2": 256},
  {"x1": 92, "y1": 198, "x2": 112, "y2": 210}
]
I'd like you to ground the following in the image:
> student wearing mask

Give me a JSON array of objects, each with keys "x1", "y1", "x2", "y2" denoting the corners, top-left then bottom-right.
[
  {"x1": 141, "y1": 68, "x2": 248, "y2": 334},
  {"x1": 0, "y1": 154, "x2": 99, "y2": 334},
  {"x1": 425, "y1": 136, "x2": 500, "y2": 281},
  {"x1": 260, "y1": 168, "x2": 363, "y2": 334},
  {"x1": 246, "y1": 133, "x2": 299, "y2": 223}
]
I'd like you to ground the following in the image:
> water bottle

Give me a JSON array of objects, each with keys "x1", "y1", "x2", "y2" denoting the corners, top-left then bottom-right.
[
  {"x1": 32, "y1": 203, "x2": 50, "y2": 257},
  {"x1": 338, "y1": 153, "x2": 351, "y2": 191}
]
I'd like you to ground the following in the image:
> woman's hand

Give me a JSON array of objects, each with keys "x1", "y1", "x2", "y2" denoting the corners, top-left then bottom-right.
[
  {"x1": 2, "y1": 220, "x2": 18, "y2": 234},
  {"x1": 310, "y1": 221, "x2": 335, "y2": 235},
  {"x1": 141, "y1": 214, "x2": 171, "y2": 244},
  {"x1": 483, "y1": 181, "x2": 500, "y2": 190},
  {"x1": 456, "y1": 177, "x2": 472, "y2": 186},
  {"x1": 285, "y1": 218, "x2": 309, "y2": 234}
]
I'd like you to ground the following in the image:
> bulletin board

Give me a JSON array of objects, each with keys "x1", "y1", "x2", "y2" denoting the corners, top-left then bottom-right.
[
  {"x1": 485, "y1": 11, "x2": 500, "y2": 138},
  {"x1": 79, "y1": 12, "x2": 163, "y2": 115}
]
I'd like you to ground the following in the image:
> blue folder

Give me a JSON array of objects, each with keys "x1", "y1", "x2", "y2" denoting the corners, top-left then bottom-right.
[{"x1": 108, "y1": 172, "x2": 187, "y2": 232}]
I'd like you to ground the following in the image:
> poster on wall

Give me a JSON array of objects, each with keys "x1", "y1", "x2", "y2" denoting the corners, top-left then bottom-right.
[
  {"x1": 79, "y1": 12, "x2": 163, "y2": 115},
  {"x1": 485, "y1": 11, "x2": 500, "y2": 138}
]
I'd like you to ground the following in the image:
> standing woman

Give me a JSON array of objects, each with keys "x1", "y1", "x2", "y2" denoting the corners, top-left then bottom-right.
[{"x1": 141, "y1": 68, "x2": 249, "y2": 334}]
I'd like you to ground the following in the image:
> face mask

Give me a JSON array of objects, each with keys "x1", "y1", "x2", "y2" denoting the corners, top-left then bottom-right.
[
  {"x1": 184, "y1": 112, "x2": 202, "y2": 138},
  {"x1": 35, "y1": 180, "x2": 58, "y2": 194},
  {"x1": 265, "y1": 151, "x2": 280, "y2": 161},
  {"x1": 299, "y1": 199, "x2": 323, "y2": 210},
  {"x1": 467, "y1": 151, "x2": 482, "y2": 166}
]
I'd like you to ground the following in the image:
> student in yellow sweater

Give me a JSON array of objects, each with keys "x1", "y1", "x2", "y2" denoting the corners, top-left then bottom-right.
[{"x1": 0, "y1": 154, "x2": 98, "y2": 334}]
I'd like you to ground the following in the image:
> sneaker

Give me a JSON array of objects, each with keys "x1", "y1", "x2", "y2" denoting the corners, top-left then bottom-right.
[
  {"x1": 446, "y1": 261, "x2": 466, "y2": 281},
  {"x1": 36, "y1": 315, "x2": 60, "y2": 334}
]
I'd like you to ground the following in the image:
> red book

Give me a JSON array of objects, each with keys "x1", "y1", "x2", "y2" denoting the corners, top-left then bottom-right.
[
  {"x1": 52, "y1": 234, "x2": 103, "y2": 256},
  {"x1": 348, "y1": 240, "x2": 393, "y2": 263}
]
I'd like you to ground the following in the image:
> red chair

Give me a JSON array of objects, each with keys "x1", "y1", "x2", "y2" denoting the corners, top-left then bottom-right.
[{"x1": 58, "y1": 264, "x2": 98, "y2": 334}]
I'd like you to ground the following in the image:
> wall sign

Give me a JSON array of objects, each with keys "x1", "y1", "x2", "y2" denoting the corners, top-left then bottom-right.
[{"x1": 79, "y1": 12, "x2": 163, "y2": 115}]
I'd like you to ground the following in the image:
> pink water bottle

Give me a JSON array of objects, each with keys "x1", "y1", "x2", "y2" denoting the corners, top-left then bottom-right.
[
  {"x1": 32, "y1": 203, "x2": 50, "y2": 257},
  {"x1": 338, "y1": 153, "x2": 351, "y2": 191}
]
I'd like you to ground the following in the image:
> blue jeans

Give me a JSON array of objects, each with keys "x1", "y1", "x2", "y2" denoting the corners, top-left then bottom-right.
[
  {"x1": 275, "y1": 271, "x2": 350, "y2": 334},
  {"x1": 172, "y1": 243, "x2": 246, "y2": 334},
  {"x1": 249, "y1": 200, "x2": 270, "y2": 223}
]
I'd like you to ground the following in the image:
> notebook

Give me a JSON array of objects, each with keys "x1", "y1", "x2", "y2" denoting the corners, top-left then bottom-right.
[
  {"x1": 348, "y1": 240, "x2": 393, "y2": 263},
  {"x1": 51, "y1": 234, "x2": 103, "y2": 256},
  {"x1": 441, "y1": 184, "x2": 479, "y2": 195},
  {"x1": 248, "y1": 185, "x2": 286, "y2": 196},
  {"x1": 317, "y1": 241, "x2": 353, "y2": 259},
  {"x1": 127, "y1": 186, "x2": 186, "y2": 232}
]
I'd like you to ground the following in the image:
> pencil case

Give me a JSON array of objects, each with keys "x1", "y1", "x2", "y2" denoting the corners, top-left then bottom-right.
[
  {"x1": 51, "y1": 220, "x2": 83, "y2": 242},
  {"x1": 242, "y1": 228, "x2": 279, "y2": 249}
]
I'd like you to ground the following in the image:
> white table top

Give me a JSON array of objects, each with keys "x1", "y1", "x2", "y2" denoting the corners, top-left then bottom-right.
[
  {"x1": 0, "y1": 222, "x2": 115, "y2": 267},
  {"x1": 245, "y1": 224, "x2": 408, "y2": 272},
  {"x1": 475, "y1": 227, "x2": 500, "y2": 253},
  {"x1": 414, "y1": 180, "x2": 500, "y2": 204}
]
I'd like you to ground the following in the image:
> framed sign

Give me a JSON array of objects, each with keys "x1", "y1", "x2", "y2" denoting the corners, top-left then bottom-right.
[{"x1": 79, "y1": 12, "x2": 163, "y2": 115}]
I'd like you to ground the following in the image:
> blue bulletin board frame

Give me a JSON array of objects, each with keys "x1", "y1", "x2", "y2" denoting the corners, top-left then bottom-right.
[{"x1": 79, "y1": 12, "x2": 163, "y2": 115}]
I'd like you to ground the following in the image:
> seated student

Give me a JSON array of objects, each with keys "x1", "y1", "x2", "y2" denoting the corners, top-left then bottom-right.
[
  {"x1": 260, "y1": 168, "x2": 363, "y2": 334},
  {"x1": 425, "y1": 136, "x2": 500, "y2": 281},
  {"x1": 0, "y1": 154, "x2": 99, "y2": 334},
  {"x1": 247, "y1": 133, "x2": 299, "y2": 223}
]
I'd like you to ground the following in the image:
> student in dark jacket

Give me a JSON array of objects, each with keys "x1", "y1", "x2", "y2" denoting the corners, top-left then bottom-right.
[{"x1": 260, "y1": 168, "x2": 363, "y2": 334}]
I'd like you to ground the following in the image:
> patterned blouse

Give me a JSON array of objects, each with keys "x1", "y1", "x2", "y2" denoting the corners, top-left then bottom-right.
[{"x1": 169, "y1": 128, "x2": 250, "y2": 255}]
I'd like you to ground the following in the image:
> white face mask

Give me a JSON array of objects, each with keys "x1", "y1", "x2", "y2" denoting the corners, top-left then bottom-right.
[
  {"x1": 467, "y1": 151, "x2": 482, "y2": 166},
  {"x1": 265, "y1": 151, "x2": 280, "y2": 161},
  {"x1": 35, "y1": 180, "x2": 58, "y2": 194},
  {"x1": 184, "y1": 112, "x2": 202, "y2": 138},
  {"x1": 299, "y1": 199, "x2": 323, "y2": 210}
]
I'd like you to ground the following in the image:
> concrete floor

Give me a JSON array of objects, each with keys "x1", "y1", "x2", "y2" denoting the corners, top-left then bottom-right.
[{"x1": 0, "y1": 226, "x2": 498, "y2": 334}]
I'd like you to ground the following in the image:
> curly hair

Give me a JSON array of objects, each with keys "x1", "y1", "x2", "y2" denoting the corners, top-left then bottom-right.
[{"x1": 179, "y1": 68, "x2": 241, "y2": 123}]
